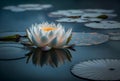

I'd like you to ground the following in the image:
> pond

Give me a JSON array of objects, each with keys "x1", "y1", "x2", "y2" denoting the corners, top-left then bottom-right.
[{"x1": 0, "y1": 0, "x2": 120, "y2": 81}]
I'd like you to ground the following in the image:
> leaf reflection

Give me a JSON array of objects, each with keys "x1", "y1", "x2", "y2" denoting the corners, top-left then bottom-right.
[{"x1": 26, "y1": 48, "x2": 72, "y2": 67}]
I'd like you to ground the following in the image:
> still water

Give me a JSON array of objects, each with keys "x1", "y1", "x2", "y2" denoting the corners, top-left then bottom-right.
[{"x1": 0, "y1": 0, "x2": 120, "y2": 81}]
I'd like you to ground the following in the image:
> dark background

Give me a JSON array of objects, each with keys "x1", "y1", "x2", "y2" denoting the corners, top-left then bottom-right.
[{"x1": 0, "y1": 0, "x2": 120, "y2": 81}]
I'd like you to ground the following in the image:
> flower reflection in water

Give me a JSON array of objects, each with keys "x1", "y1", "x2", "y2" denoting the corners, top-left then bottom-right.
[{"x1": 26, "y1": 47, "x2": 72, "y2": 67}]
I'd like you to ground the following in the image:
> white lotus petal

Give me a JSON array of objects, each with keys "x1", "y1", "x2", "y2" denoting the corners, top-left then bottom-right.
[
  {"x1": 29, "y1": 27, "x2": 41, "y2": 45},
  {"x1": 48, "y1": 37, "x2": 57, "y2": 47},
  {"x1": 31, "y1": 38, "x2": 40, "y2": 46},
  {"x1": 26, "y1": 29, "x2": 33, "y2": 42},
  {"x1": 56, "y1": 28, "x2": 65, "y2": 40},
  {"x1": 65, "y1": 28, "x2": 72, "y2": 39},
  {"x1": 56, "y1": 38, "x2": 67, "y2": 47},
  {"x1": 57, "y1": 23, "x2": 62, "y2": 28},
  {"x1": 32, "y1": 27, "x2": 40, "y2": 42},
  {"x1": 48, "y1": 31, "x2": 54, "y2": 37},
  {"x1": 40, "y1": 36, "x2": 48, "y2": 45}
]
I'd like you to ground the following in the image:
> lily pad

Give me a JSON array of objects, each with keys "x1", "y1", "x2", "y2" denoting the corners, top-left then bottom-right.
[
  {"x1": 82, "y1": 13, "x2": 117, "y2": 18},
  {"x1": 0, "y1": 32, "x2": 26, "y2": 37},
  {"x1": 110, "y1": 36, "x2": 120, "y2": 41},
  {"x1": 56, "y1": 18, "x2": 88, "y2": 23},
  {"x1": 84, "y1": 9, "x2": 114, "y2": 13},
  {"x1": 87, "y1": 18, "x2": 102, "y2": 22},
  {"x1": 108, "y1": 32, "x2": 120, "y2": 40},
  {"x1": 3, "y1": 4, "x2": 52, "y2": 12},
  {"x1": 108, "y1": 32, "x2": 120, "y2": 35},
  {"x1": 56, "y1": 17, "x2": 102, "y2": 23},
  {"x1": 69, "y1": 32, "x2": 109, "y2": 46},
  {"x1": 3, "y1": 6, "x2": 26, "y2": 12},
  {"x1": 71, "y1": 59, "x2": 120, "y2": 81},
  {"x1": 0, "y1": 32, "x2": 27, "y2": 42},
  {"x1": 49, "y1": 9, "x2": 117, "y2": 23},
  {"x1": 49, "y1": 9, "x2": 116, "y2": 19},
  {"x1": 49, "y1": 10, "x2": 84, "y2": 17},
  {"x1": 0, "y1": 43, "x2": 29, "y2": 60},
  {"x1": 85, "y1": 21, "x2": 120, "y2": 29},
  {"x1": 18, "y1": 4, "x2": 41, "y2": 8},
  {"x1": 97, "y1": 15, "x2": 108, "y2": 19}
]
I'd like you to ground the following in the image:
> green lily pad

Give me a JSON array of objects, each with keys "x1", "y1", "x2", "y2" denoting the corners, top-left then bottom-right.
[
  {"x1": 0, "y1": 32, "x2": 27, "y2": 42},
  {"x1": 97, "y1": 15, "x2": 108, "y2": 19}
]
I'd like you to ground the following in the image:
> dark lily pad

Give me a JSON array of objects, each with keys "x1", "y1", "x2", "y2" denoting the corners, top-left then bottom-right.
[
  {"x1": 0, "y1": 32, "x2": 26, "y2": 37},
  {"x1": 0, "y1": 32, "x2": 27, "y2": 42},
  {"x1": 0, "y1": 34, "x2": 21, "y2": 42},
  {"x1": 97, "y1": 15, "x2": 108, "y2": 19},
  {"x1": 67, "y1": 16, "x2": 81, "y2": 19}
]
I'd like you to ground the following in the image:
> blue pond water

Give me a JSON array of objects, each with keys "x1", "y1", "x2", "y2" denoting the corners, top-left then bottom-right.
[{"x1": 0, "y1": 0, "x2": 120, "y2": 81}]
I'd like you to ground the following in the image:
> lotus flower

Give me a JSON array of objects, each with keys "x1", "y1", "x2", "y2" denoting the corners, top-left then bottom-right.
[{"x1": 26, "y1": 22, "x2": 72, "y2": 50}]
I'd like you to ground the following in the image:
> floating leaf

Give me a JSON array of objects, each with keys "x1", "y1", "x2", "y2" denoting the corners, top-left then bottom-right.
[
  {"x1": 110, "y1": 36, "x2": 120, "y2": 40},
  {"x1": 0, "y1": 34, "x2": 20, "y2": 42},
  {"x1": 0, "y1": 43, "x2": 29, "y2": 60},
  {"x1": 84, "y1": 9, "x2": 114, "y2": 13},
  {"x1": 82, "y1": 13, "x2": 117, "y2": 18},
  {"x1": 97, "y1": 15, "x2": 108, "y2": 19},
  {"x1": 3, "y1": 4, "x2": 52, "y2": 12},
  {"x1": 49, "y1": 10, "x2": 83, "y2": 17},
  {"x1": 108, "y1": 32, "x2": 120, "y2": 41},
  {"x1": 67, "y1": 16, "x2": 81, "y2": 19},
  {"x1": 85, "y1": 21, "x2": 120, "y2": 29},
  {"x1": 71, "y1": 59, "x2": 120, "y2": 81},
  {"x1": 69, "y1": 32, "x2": 109, "y2": 46}
]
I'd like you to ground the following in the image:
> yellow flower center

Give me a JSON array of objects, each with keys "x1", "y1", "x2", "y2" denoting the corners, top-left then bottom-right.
[{"x1": 42, "y1": 27, "x2": 57, "y2": 32}]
